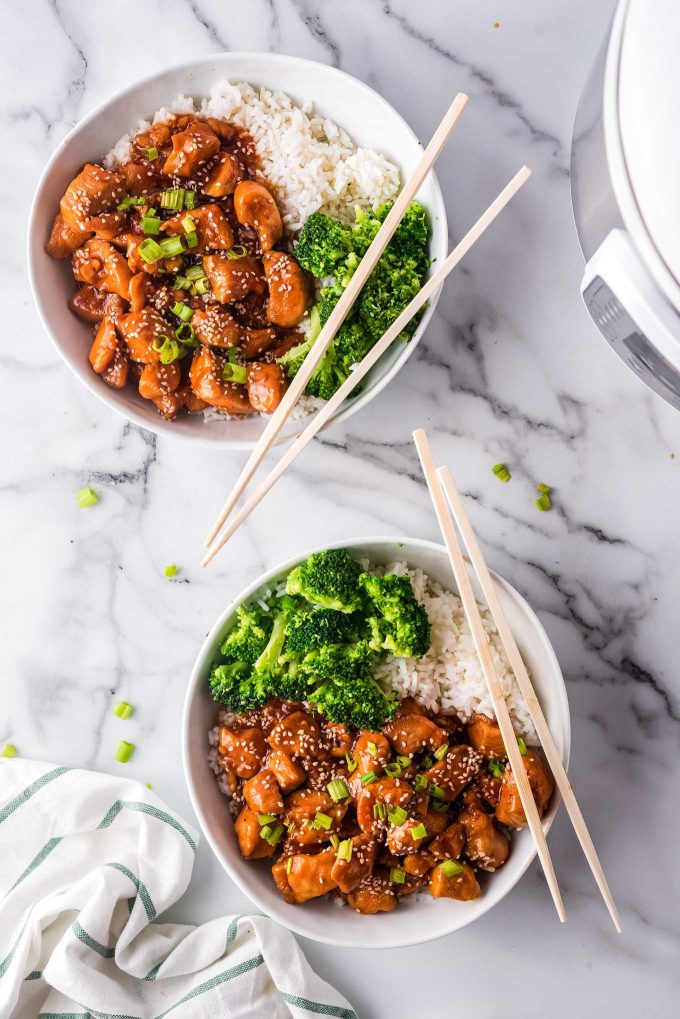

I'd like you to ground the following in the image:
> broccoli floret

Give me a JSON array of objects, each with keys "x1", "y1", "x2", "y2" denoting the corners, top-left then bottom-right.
[
  {"x1": 389, "y1": 202, "x2": 430, "y2": 262},
  {"x1": 357, "y1": 251, "x2": 423, "y2": 344},
  {"x1": 305, "y1": 321, "x2": 372, "y2": 400},
  {"x1": 276, "y1": 306, "x2": 321, "y2": 380},
  {"x1": 286, "y1": 548, "x2": 363, "y2": 612},
  {"x1": 219, "y1": 604, "x2": 269, "y2": 664},
  {"x1": 361, "y1": 572, "x2": 431, "y2": 658},
  {"x1": 253, "y1": 612, "x2": 290, "y2": 676},
  {"x1": 307, "y1": 643, "x2": 397, "y2": 730},
  {"x1": 294, "y1": 211, "x2": 353, "y2": 278},
  {"x1": 318, "y1": 283, "x2": 343, "y2": 326},
  {"x1": 285, "y1": 608, "x2": 356, "y2": 653},
  {"x1": 209, "y1": 661, "x2": 264, "y2": 712},
  {"x1": 303, "y1": 639, "x2": 374, "y2": 683}
]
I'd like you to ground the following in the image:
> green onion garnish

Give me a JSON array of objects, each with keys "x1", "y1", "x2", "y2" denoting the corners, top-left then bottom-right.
[
  {"x1": 345, "y1": 751, "x2": 357, "y2": 773},
  {"x1": 145, "y1": 146, "x2": 159, "y2": 161},
  {"x1": 286, "y1": 857, "x2": 293, "y2": 874},
  {"x1": 164, "y1": 564, "x2": 179, "y2": 578},
  {"x1": 171, "y1": 301, "x2": 194, "y2": 322},
  {"x1": 432, "y1": 800, "x2": 449, "y2": 814},
  {"x1": 114, "y1": 740, "x2": 135, "y2": 764},
  {"x1": 158, "y1": 236, "x2": 185, "y2": 258},
  {"x1": 185, "y1": 231, "x2": 199, "y2": 249},
  {"x1": 373, "y1": 803, "x2": 387, "y2": 820},
  {"x1": 336, "y1": 839, "x2": 353, "y2": 862},
  {"x1": 226, "y1": 245, "x2": 248, "y2": 260},
  {"x1": 428, "y1": 783, "x2": 446, "y2": 800},
  {"x1": 360, "y1": 770, "x2": 377, "y2": 786},
  {"x1": 390, "y1": 868, "x2": 406, "y2": 884},
  {"x1": 174, "y1": 275, "x2": 192, "y2": 290},
  {"x1": 330, "y1": 833, "x2": 340, "y2": 852},
  {"x1": 439, "y1": 859, "x2": 464, "y2": 877},
  {"x1": 175, "y1": 323, "x2": 197, "y2": 347},
  {"x1": 112, "y1": 700, "x2": 133, "y2": 720},
  {"x1": 536, "y1": 482, "x2": 551, "y2": 493},
  {"x1": 327, "y1": 779, "x2": 349, "y2": 803},
  {"x1": 535, "y1": 493, "x2": 551, "y2": 512},
  {"x1": 181, "y1": 214, "x2": 195, "y2": 234},
  {"x1": 160, "y1": 189, "x2": 186, "y2": 211},
  {"x1": 264, "y1": 824, "x2": 284, "y2": 846},
  {"x1": 411, "y1": 822, "x2": 427, "y2": 841},
  {"x1": 488, "y1": 759, "x2": 506, "y2": 778},
  {"x1": 140, "y1": 215, "x2": 161, "y2": 235},
  {"x1": 414, "y1": 774, "x2": 428, "y2": 793},
  {"x1": 433, "y1": 743, "x2": 449, "y2": 761},
  {"x1": 492, "y1": 463, "x2": 511, "y2": 483},
  {"x1": 259, "y1": 824, "x2": 273, "y2": 841},
  {"x1": 117, "y1": 195, "x2": 146, "y2": 210},
  {"x1": 396, "y1": 755, "x2": 411, "y2": 768},
  {"x1": 138, "y1": 238, "x2": 163, "y2": 263},
  {"x1": 152, "y1": 335, "x2": 180, "y2": 364},
  {"x1": 383, "y1": 762, "x2": 402, "y2": 778},
  {"x1": 193, "y1": 277, "x2": 210, "y2": 295},
  {"x1": 312, "y1": 811, "x2": 333, "y2": 830},
  {"x1": 366, "y1": 741, "x2": 378, "y2": 757},
  {"x1": 186, "y1": 264, "x2": 206, "y2": 281},
  {"x1": 387, "y1": 805, "x2": 407, "y2": 826},
  {"x1": 184, "y1": 190, "x2": 197, "y2": 210},
  {"x1": 257, "y1": 813, "x2": 276, "y2": 826},
  {"x1": 222, "y1": 362, "x2": 246, "y2": 385},
  {"x1": 75, "y1": 486, "x2": 98, "y2": 509},
  {"x1": 421, "y1": 753, "x2": 434, "y2": 769},
  {"x1": 1, "y1": 743, "x2": 17, "y2": 758},
  {"x1": 517, "y1": 737, "x2": 528, "y2": 756}
]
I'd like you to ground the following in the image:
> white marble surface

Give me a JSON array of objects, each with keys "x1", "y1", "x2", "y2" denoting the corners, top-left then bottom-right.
[{"x1": 1, "y1": 1, "x2": 678, "y2": 1015}]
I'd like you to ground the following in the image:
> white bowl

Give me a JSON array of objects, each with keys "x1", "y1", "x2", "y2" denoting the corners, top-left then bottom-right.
[
  {"x1": 28, "y1": 53, "x2": 447, "y2": 449},
  {"x1": 182, "y1": 536, "x2": 570, "y2": 949}
]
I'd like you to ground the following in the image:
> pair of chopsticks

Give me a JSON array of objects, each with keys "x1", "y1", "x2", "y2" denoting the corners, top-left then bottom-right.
[
  {"x1": 413, "y1": 429, "x2": 622, "y2": 931},
  {"x1": 201, "y1": 92, "x2": 529, "y2": 566}
]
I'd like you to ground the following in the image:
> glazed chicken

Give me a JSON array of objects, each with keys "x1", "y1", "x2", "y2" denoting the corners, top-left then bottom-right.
[
  {"x1": 213, "y1": 698, "x2": 553, "y2": 914},
  {"x1": 46, "y1": 112, "x2": 313, "y2": 420}
]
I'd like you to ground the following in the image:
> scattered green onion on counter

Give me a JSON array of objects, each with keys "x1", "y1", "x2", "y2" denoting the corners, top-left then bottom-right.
[
  {"x1": 114, "y1": 740, "x2": 135, "y2": 764},
  {"x1": 492, "y1": 463, "x2": 511, "y2": 483},
  {"x1": 75, "y1": 486, "x2": 98, "y2": 509},
  {"x1": 1, "y1": 743, "x2": 17, "y2": 758},
  {"x1": 164, "y1": 564, "x2": 180, "y2": 578},
  {"x1": 112, "y1": 700, "x2": 133, "y2": 720},
  {"x1": 535, "y1": 492, "x2": 552, "y2": 512}
]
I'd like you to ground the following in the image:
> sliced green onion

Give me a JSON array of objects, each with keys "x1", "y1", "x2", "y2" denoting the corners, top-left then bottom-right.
[
  {"x1": 330, "y1": 833, "x2": 340, "y2": 852},
  {"x1": 535, "y1": 493, "x2": 551, "y2": 512},
  {"x1": 181, "y1": 214, "x2": 195, "y2": 234},
  {"x1": 175, "y1": 323, "x2": 197, "y2": 347},
  {"x1": 286, "y1": 856, "x2": 293, "y2": 874},
  {"x1": 171, "y1": 301, "x2": 194, "y2": 322},
  {"x1": 387, "y1": 805, "x2": 407, "y2": 826},
  {"x1": 145, "y1": 783, "x2": 152, "y2": 789},
  {"x1": 429, "y1": 784, "x2": 446, "y2": 800},
  {"x1": 1, "y1": 743, "x2": 17, "y2": 758},
  {"x1": 421, "y1": 753, "x2": 434, "y2": 769},
  {"x1": 222, "y1": 362, "x2": 246, "y2": 385},
  {"x1": 152, "y1": 335, "x2": 180, "y2": 364},
  {"x1": 260, "y1": 824, "x2": 273, "y2": 841},
  {"x1": 327, "y1": 779, "x2": 349, "y2": 803},
  {"x1": 114, "y1": 740, "x2": 135, "y2": 763},
  {"x1": 434, "y1": 743, "x2": 449, "y2": 761},
  {"x1": 336, "y1": 839, "x2": 353, "y2": 862},
  {"x1": 228, "y1": 348, "x2": 240, "y2": 364},
  {"x1": 117, "y1": 195, "x2": 146, "y2": 210},
  {"x1": 517, "y1": 737, "x2": 528, "y2": 756},
  {"x1": 164, "y1": 564, "x2": 179, "y2": 577},
  {"x1": 75, "y1": 486, "x2": 98, "y2": 509},
  {"x1": 488, "y1": 759, "x2": 506, "y2": 779},
  {"x1": 414, "y1": 774, "x2": 428, "y2": 792},
  {"x1": 492, "y1": 463, "x2": 511, "y2": 483},
  {"x1": 226, "y1": 244, "x2": 248, "y2": 260},
  {"x1": 396, "y1": 755, "x2": 412, "y2": 768},
  {"x1": 184, "y1": 190, "x2": 197, "y2": 210},
  {"x1": 373, "y1": 802, "x2": 387, "y2": 820},
  {"x1": 439, "y1": 859, "x2": 464, "y2": 877},
  {"x1": 432, "y1": 799, "x2": 449, "y2": 814},
  {"x1": 366, "y1": 741, "x2": 378, "y2": 757},
  {"x1": 141, "y1": 215, "x2": 161, "y2": 235},
  {"x1": 185, "y1": 231, "x2": 199, "y2": 249},
  {"x1": 186, "y1": 263, "x2": 206, "y2": 281},
  {"x1": 138, "y1": 238, "x2": 163, "y2": 263},
  {"x1": 263, "y1": 824, "x2": 284, "y2": 846},
  {"x1": 193, "y1": 277, "x2": 210, "y2": 295},
  {"x1": 360, "y1": 770, "x2": 377, "y2": 786},
  {"x1": 257, "y1": 813, "x2": 276, "y2": 826},
  {"x1": 536, "y1": 482, "x2": 551, "y2": 493},
  {"x1": 390, "y1": 867, "x2": 406, "y2": 884},
  {"x1": 312, "y1": 811, "x2": 333, "y2": 830},
  {"x1": 112, "y1": 700, "x2": 133, "y2": 720},
  {"x1": 174, "y1": 275, "x2": 192, "y2": 290},
  {"x1": 345, "y1": 751, "x2": 357, "y2": 773},
  {"x1": 145, "y1": 146, "x2": 159, "y2": 161},
  {"x1": 384, "y1": 762, "x2": 402, "y2": 778},
  {"x1": 411, "y1": 822, "x2": 427, "y2": 841},
  {"x1": 160, "y1": 189, "x2": 185, "y2": 211},
  {"x1": 158, "y1": 235, "x2": 185, "y2": 258}
]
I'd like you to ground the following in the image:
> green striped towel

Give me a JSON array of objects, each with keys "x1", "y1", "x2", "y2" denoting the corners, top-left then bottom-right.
[{"x1": 0, "y1": 759, "x2": 357, "y2": 1019}]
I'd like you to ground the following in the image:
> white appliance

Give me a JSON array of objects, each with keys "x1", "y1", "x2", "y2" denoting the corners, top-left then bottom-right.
[{"x1": 571, "y1": 0, "x2": 680, "y2": 408}]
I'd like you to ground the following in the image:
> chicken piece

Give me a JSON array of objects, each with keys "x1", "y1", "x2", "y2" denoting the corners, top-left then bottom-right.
[
  {"x1": 459, "y1": 793, "x2": 509, "y2": 871},
  {"x1": 245, "y1": 362, "x2": 287, "y2": 414},
  {"x1": 151, "y1": 388, "x2": 187, "y2": 420},
  {"x1": 88, "y1": 316, "x2": 119, "y2": 375},
  {"x1": 385, "y1": 817, "x2": 429, "y2": 855},
  {"x1": 271, "y1": 858, "x2": 296, "y2": 904},
  {"x1": 467, "y1": 713, "x2": 507, "y2": 760},
  {"x1": 100, "y1": 349, "x2": 129, "y2": 389},
  {"x1": 177, "y1": 382, "x2": 208, "y2": 413},
  {"x1": 412, "y1": 796, "x2": 450, "y2": 838},
  {"x1": 243, "y1": 768, "x2": 284, "y2": 815},
  {"x1": 356, "y1": 777, "x2": 414, "y2": 832},
  {"x1": 46, "y1": 212, "x2": 92, "y2": 259},
  {"x1": 234, "y1": 805, "x2": 276, "y2": 860},
  {"x1": 323, "y1": 722, "x2": 353, "y2": 759},
  {"x1": 122, "y1": 234, "x2": 182, "y2": 277},
  {"x1": 262, "y1": 251, "x2": 311, "y2": 328},
  {"x1": 203, "y1": 254, "x2": 266, "y2": 303},
  {"x1": 354, "y1": 731, "x2": 391, "y2": 777},
  {"x1": 285, "y1": 789, "x2": 347, "y2": 846},
  {"x1": 203, "y1": 151, "x2": 244, "y2": 197},
  {"x1": 205, "y1": 117, "x2": 238, "y2": 142},
  {"x1": 163, "y1": 120, "x2": 220, "y2": 177},
  {"x1": 118, "y1": 307, "x2": 169, "y2": 363},
  {"x1": 475, "y1": 771, "x2": 503, "y2": 810},
  {"x1": 138, "y1": 362, "x2": 181, "y2": 400},
  {"x1": 495, "y1": 748, "x2": 554, "y2": 829},
  {"x1": 162, "y1": 204, "x2": 234, "y2": 254},
  {"x1": 191, "y1": 305, "x2": 241, "y2": 349},
  {"x1": 218, "y1": 725, "x2": 267, "y2": 779},
  {"x1": 189, "y1": 346, "x2": 252, "y2": 414},
  {"x1": 87, "y1": 211, "x2": 127, "y2": 241},
  {"x1": 429, "y1": 861, "x2": 481, "y2": 901},
  {"x1": 330, "y1": 832, "x2": 379, "y2": 894},
  {"x1": 240, "y1": 326, "x2": 278, "y2": 360},
  {"x1": 402, "y1": 850, "x2": 437, "y2": 878},
  {"x1": 135, "y1": 123, "x2": 172, "y2": 151},
  {"x1": 286, "y1": 848, "x2": 337, "y2": 903},
  {"x1": 233, "y1": 180, "x2": 283, "y2": 252},
  {"x1": 266, "y1": 749, "x2": 306, "y2": 794},
  {"x1": 60, "y1": 163, "x2": 125, "y2": 230},
  {"x1": 268, "y1": 710, "x2": 321, "y2": 756},
  {"x1": 428, "y1": 821, "x2": 466, "y2": 862},
  {"x1": 346, "y1": 874, "x2": 397, "y2": 914},
  {"x1": 129, "y1": 272, "x2": 156, "y2": 313},
  {"x1": 73, "y1": 238, "x2": 132, "y2": 300},
  {"x1": 68, "y1": 285, "x2": 126, "y2": 323},
  {"x1": 422, "y1": 745, "x2": 483, "y2": 802},
  {"x1": 119, "y1": 161, "x2": 164, "y2": 196},
  {"x1": 383, "y1": 711, "x2": 448, "y2": 758}
]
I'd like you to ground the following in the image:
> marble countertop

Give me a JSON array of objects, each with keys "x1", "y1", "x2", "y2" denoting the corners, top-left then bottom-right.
[{"x1": 2, "y1": 0, "x2": 677, "y2": 1015}]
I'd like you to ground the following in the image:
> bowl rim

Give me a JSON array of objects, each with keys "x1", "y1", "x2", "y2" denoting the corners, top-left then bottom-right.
[
  {"x1": 27, "y1": 52, "x2": 447, "y2": 450},
  {"x1": 182, "y1": 534, "x2": 571, "y2": 948}
]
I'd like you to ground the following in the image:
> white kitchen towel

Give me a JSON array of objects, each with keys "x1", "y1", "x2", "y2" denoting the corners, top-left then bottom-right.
[{"x1": 0, "y1": 759, "x2": 357, "y2": 1019}]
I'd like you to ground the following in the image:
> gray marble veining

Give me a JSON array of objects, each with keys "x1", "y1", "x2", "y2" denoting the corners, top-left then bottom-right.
[{"x1": 1, "y1": 1, "x2": 678, "y2": 1015}]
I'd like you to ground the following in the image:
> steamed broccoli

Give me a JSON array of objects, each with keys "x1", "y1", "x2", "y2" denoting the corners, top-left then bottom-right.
[
  {"x1": 209, "y1": 660, "x2": 261, "y2": 712},
  {"x1": 285, "y1": 608, "x2": 356, "y2": 653},
  {"x1": 305, "y1": 320, "x2": 373, "y2": 400},
  {"x1": 219, "y1": 604, "x2": 269, "y2": 664},
  {"x1": 276, "y1": 305, "x2": 321, "y2": 377},
  {"x1": 294, "y1": 211, "x2": 353, "y2": 277},
  {"x1": 357, "y1": 251, "x2": 423, "y2": 344},
  {"x1": 307, "y1": 642, "x2": 397, "y2": 729},
  {"x1": 361, "y1": 572, "x2": 431, "y2": 658},
  {"x1": 286, "y1": 548, "x2": 363, "y2": 613}
]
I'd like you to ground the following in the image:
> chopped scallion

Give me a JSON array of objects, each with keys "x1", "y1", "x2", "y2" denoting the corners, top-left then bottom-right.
[
  {"x1": 185, "y1": 231, "x2": 199, "y2": 248},
  {"x1": 138, "y1": 238, "x2": 163, "y2": 263},
  {"x1": 257, "y1": 813, "x2": 276, "y2": 826},
  {"x1": 1, "y1": 743, "x2": 17, "y2": 758},
  {"x1": 158, "y1": 235, "x2": 185, "y2": 258},
  {"x1": 145, "y1": 146, "x2": 159, "y2": 161},
  {"x1": 264, "y1": 824, "x2": 284, "y2": 846},
  {"x1": 259, "y1": 824, "x2": 273, "y2": 841},
  {"x1": 193, "y1": 277, "x2": 210, "y2": 295},
  {"x1": 336, "y1": 839, "x2": 353, "y2": 862},
  {"x1": 517, "y1": 737, "x2": 528, "y2": 756},
  {"x1": 366, "y1": 741, "x2": 378, "y2": 757},
  {"x1": 164, "y1": 564, "x2": 179, "y2": 578},
  {"x1": 492, "y1": 463, "x2": 511, "y2": 483},
  {"x1": 411, "y1": 822, "x2": 427, "y2": 841},
  {"x1": 432, "y1": 799, "x2": 449, "y2": 814},
  {"x1": 160, "y1": 189, "x2": 185, "y2": 211},
  {"x1": 373, "y1": 802, "x2": 387, "y2": 820},
  {"x1": 186, "y1": 263, "x2": 206, "y2": 281},
  {"x1": 226, "y1": 244, "x2": 248, "y2": 260},
  {"x1": 330, "y1": 833, "x2": 340, "y2": 852},
  {"x1": 387, "y1": 805, "x2": 407, "y2": 826},
  {"x1": 140, "y1": 215, "x2": 161, "y2": 235},
  {"x1": 152, "y1": 335, "x2": 180, "y2": 364},
  {"x1": 327, "y1": 779, "x2": 349, "y2": 802},
  {"x1": 421, "y1": 753, "x2": 434, "y2": 769},
  {"x1": 345, "y1": 751, "x2": 357, "y2": 773},
  {"x1": 181, "y1": 214, "x2": 195, "y2": 234},
  {"x1": 222, "y1": 362, "x2": 246, "y2": 385},
  {"x1": 312, "y1": 811, "x2": 333, "y2": 830},
  {"x1": 439, "y1": 859, "x2": 464, "y2": 877},
  {"x1": 536, "y1": 482, "x2": 551, "y2": 493},
  {"x1": 75, "y1": 486, "x2": 98, "y2": 509},
  {"x1": 117, "y1": 195, "x2": 146, "y2": 210},
  {"x1": 184, "y1": 190, "x2": 197, "y2": 210},
  {"x1": 396, "y1": 755, "x2": 411, "y2": 768},
  {"x1": 175, "y1": 323, "x2": 197, "y2": 347},
  {"x1": 390, "y1": 868, "x2": 406, "y2": 884},
  {"x1": 171, "y1": 301, "x2": 194, "y2": 322},
  {"x1": 112, "y1": 700, "x2": 133, "y2": 720},
  {"x1": 414, "y1": 774, "x2": 428, "y2": 792},
  {"x1": 535, "y1": 493, "x2": 551, "y2": 512},
  {"x1": 488, "y1": 759, "x2": 506, "y2": 779},
  {"x1": 428, "y1": 783, "x2": 446, "y2": 800},
  {"x1": 433, "y1": 743, "x2": 449, "y2": 761},
  {"x1": 286, "y1": 857, "x2": 293, "y2": 874},
  {"x1": 360, "y1": 770, "x2": 377, "y2": 786},
  {"x1": 383, "y1": 762, "x2": 402, "y2": 778},
  {"x1": 114, "y1": 740, "x2": 135, "y2": 764}
]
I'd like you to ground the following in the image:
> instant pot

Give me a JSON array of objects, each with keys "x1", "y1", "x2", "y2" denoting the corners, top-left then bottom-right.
[{"x1": 571, "y1": 0, "x2": 680, "y2": 408}]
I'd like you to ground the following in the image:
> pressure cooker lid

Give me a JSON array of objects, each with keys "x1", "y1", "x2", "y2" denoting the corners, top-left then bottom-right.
[{"x1": 617, "y1": 0, "x2": 680, "y2": 305}]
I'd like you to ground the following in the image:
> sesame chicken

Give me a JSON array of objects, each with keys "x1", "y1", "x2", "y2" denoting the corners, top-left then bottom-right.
[
  {"x1": 60, "y1": 163, "x2": 125, "y2": 230},
  {"x1": 245, "y1": 362, "x2": 287, "y2": 414},
  {"x1": 495, "y1": 748, "x2": 555, "y2": 829},
  {"x1": 262, "y1": 250, "x2": 312, "y2": 328},
  {"x1": 233, "y1": 180, "x2": 283, "y2": 251},
  {"x1": 162, "y1": 120, "x2": 221, "y2": 177}
]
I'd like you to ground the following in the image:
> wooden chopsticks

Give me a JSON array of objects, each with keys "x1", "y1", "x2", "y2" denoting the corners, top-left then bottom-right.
[
  {"x1": 202, "y1": 91, "x2": 469, "y2": 553},
  {"x1": 414, "y1": 429, "x2": 622, "y2": 930},
  {"x1": 200, "y1": 161, "x2": 531, "y2": 566}
]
